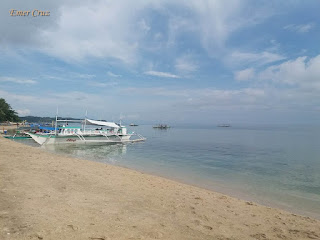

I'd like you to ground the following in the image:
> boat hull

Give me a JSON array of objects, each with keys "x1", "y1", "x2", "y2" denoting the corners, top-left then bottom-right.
[{"x1": 27, "y1": 133, "x2": 137, "y2": 145}]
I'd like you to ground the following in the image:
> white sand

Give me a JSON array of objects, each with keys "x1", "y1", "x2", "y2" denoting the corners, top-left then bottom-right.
[{"x1": 0, "y1": 136, "x2": 319, "y2": 239}]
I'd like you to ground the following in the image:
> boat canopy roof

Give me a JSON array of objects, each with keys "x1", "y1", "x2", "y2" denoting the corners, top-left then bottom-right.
[{"x1": 85, "y1": 119, "x2": 120, "y2": 128}]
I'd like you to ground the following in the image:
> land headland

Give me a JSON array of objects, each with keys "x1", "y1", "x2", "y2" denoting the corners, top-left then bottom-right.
[{"x1": 0, "y1": 136, "x2": 319, "y2": 239}]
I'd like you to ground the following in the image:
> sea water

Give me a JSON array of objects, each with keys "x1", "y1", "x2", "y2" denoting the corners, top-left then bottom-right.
[{"x1": 16, "y1": 124, "x2": 320, "y2": 219}]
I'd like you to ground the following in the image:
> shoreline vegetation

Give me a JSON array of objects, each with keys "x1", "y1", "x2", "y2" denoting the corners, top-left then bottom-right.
[{"x1": 0, "y1": 135, "x2": 320, "y2": 239}]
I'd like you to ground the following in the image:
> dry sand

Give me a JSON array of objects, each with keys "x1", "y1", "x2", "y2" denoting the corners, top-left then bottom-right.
[{"x1": 0, "y1": 136, "x2": 319, "y2": 240}]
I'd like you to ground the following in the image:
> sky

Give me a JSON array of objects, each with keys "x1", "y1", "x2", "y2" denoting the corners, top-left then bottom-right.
[{"x1": 1, "y1": 0, "x2": 320, "y2": 124}]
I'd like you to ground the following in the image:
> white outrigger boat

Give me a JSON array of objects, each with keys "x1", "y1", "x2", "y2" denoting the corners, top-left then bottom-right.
[{"x1": 27, "y1": 118, "x2": 146, "y2": 146}]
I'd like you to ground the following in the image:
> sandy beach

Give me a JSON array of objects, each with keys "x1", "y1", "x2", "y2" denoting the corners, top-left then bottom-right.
[
  {"x1": 0, "y1": 136, "x2": 319, "y2": 240},
  {"x1": 0, "y1": 125, "x2": 19, "y2": 133}
]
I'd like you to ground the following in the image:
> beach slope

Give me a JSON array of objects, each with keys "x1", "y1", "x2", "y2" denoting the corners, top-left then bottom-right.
[{"x1": 0, "y1": 137, "x2": 319, "y2": 239}]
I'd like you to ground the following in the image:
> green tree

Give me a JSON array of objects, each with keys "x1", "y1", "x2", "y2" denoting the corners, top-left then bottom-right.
[{"x1": 0, "y1": 98, "x2": 20, "y2": 122}]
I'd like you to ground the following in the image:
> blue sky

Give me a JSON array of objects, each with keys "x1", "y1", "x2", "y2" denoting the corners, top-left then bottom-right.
[{"x1": 1, "y1": 0, "x2": 320, "y2": 124}]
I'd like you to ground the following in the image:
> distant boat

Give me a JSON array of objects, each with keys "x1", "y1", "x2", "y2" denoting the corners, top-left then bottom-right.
[
  {"x1": 153, "y1": 124, "x2": 170, "y2": 129},
  {"x1": 218, "y1": 124, "x2": 231, "y2": 127},
  {"x1": 130, "y1": 123, "x2": 138, "y2": 126}
]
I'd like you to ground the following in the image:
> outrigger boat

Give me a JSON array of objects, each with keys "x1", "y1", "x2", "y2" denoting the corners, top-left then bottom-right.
[
  {"x1": 27, "y1": 118, "x2": 146, "y2": 146},
  {"x1": 3, "y1": 133, "x2": 31, "y2": 139}
]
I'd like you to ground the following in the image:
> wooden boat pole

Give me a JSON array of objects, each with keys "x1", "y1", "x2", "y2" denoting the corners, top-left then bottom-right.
[{"x1": 55, "y1": 107, "x2": 58, "y2": 135}]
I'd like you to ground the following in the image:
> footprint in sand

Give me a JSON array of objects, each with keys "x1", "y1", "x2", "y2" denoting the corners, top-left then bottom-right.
[
  {"x1": 203, "y1": 225, "x2": 213, "y2": 230},
  {"x1": 250, "y1": 233, "x2": 267, "y2": 239},
  {"x1": 191, "y1": 219, "x2": 213, "y2": 231}
]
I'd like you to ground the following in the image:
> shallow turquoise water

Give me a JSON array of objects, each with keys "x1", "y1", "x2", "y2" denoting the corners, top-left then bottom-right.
[{"x1": 16, "y1": 124, "x2": 320, "y2": 218}]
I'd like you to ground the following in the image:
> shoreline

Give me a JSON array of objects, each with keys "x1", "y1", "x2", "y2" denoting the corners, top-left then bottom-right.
[
  {"x1": 115, "y1": 164, "x2": 320, "y2": 221},
  {"x1": 1, "y1": 136, "x2": 320, "y2": 239},
  {"x1": 42, "y1": 142, "x2": 320, "y2": 221}
]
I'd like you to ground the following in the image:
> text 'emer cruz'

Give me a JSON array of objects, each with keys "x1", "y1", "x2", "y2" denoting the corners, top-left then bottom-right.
[{"x1": 9, "y1": 9, "x2": 50, "y2": 17}]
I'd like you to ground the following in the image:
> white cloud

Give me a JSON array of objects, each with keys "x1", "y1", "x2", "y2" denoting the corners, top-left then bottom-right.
[
  {"x1": 144, "y1": 71, "x2": 180, "y2": 78},
  {"x1": 228, "y1": 51, "x2": 285, "y2": 67},
  {"x1": 0, "y1": 89, "x2": 115, "y2": 118},
  {"x1": 0, "y1": 0, "x2": 278, "y2": 63},
  {"x1": 0, "y1": 89, "x2": 39, "y2": 107},
  {"x1": 88, "y1": 81, "x2": 118, "y2": 88},
  {"x1": 234, "y1": 68, "x2": 255, "y2": 81},
  {"x1": 0, "y1": 0, "x2": 62, "y2": 48},
  {"x1": 175, "y1": 54, "x2": 198, "y2": 73},
  {"x1": 123, "y1": 87, "x2": 188, "y2": 97},
  {"x1": 179, "y1": 0, "x2": 275, "y2": 56},
  {"x1": 284, "y1": 23, "x2": 315, "y2": 33},
  {"x1": 1, "y1": 1, "x2": 319, "y2": 123},
  {"x1": 185, "y1": 88, "x2": 266, "y2": 109},
  {"x1": 0, "y1": 76, "x2": 37, "y2": 84},
  {"x1": 166, "y1": 16, "x2": 196, "y2": 47},
  {"x1": 138, "y1": 19, "x2": 151, "y2": 33},
  {"x1": 258, "y1": 55, "x2": 320, "y2": 90},
  {"x1": 122, "y1": 113, "x2": 140, "y2": 120},
  {"x1": 40, "y1": 1, "x2": 149, "y2": 63},
  {"x1": 76, "y1": 74, "x2": 96, "y2": 79},
  {"x1": 122, "y1": 87, "x2": 266, "y2": 108},
  {"x1": 17, "y1": 109, "x2": 31, "y2": 116},
  {"x1": 107, "y1": 71, "x2": 121, "y2": 78},
  {"x1": 120, "y1": 85, "x2": 320, "y2": 119},
  {"x1": 42, "y1": 73, "x2": 95, "y2": 83}
]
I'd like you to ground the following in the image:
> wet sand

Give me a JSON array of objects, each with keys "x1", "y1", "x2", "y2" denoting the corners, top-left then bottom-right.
[{"x1": 0, "y1": 136, "x2": 319, "y2": 239}]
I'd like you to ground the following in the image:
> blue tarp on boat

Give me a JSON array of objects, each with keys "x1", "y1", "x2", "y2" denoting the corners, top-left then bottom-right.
[{"x1": 39, "y1": 126, "x2": 57, "y2": 131}]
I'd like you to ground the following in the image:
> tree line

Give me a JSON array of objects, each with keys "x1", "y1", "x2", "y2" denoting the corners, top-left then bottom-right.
[{"x1": 0, "y1": 98, "x2": 20, "y2": 122}]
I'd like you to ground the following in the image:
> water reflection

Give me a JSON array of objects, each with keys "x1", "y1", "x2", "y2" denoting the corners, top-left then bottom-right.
[{"x1": 43, "y1": 143, "x2": 127, "y2": 164}]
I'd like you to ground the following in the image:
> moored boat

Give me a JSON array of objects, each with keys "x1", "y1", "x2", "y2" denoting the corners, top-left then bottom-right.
[{"x1": 27, "y1": 118, "x2": 145, "y2": 146}]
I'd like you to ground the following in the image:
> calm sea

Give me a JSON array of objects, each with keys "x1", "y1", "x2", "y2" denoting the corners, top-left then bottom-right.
[{"x1": 15, "y1": 124, "x2": 320, "y2": 219}]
